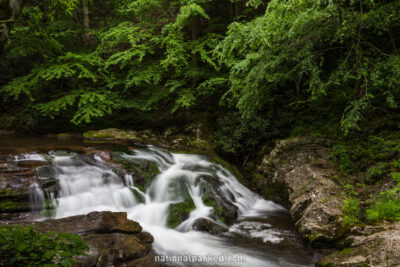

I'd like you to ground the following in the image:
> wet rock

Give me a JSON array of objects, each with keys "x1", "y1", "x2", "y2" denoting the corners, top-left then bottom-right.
[
  {"x1": 111, "y1": 152, "x2": 160, "y2": 188},
  {"x1": 0, "y1": 157, "x2": 58, "y2": 215},
  {"x1": 257, "y1": 137, "x2": 345, "y2": 247},
  {"x1": 197, "y1": 175, "x2": 238, "y2": 225},
  {"x1": 0, "y1": 211, "x2": 154, "y2": 266},
  {"x1": 316, "y1": 222, "x2": 400, "y2": 267},
  {"x1": 167, "y1": 199, "x2": 196, "y2": 228},
  {"x1": 193, "y1": 218, "x2": 225, "y2": 235}
]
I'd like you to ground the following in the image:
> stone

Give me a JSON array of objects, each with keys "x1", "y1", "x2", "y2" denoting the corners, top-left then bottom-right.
[
  {"x1": 317, "y1": 222, "x2": 400, "y2": 267},
  {"x1": 0, "y1": 211, "x2": 154, "y2": 266},
  {"x1": 83, "y1": 128, "x2": 158, "y2": 145},
  {"x1": 257, "y1": 137, "x2": 345, "y2": 246},
  {"x1": 193, "y1": 218, "x2": 225, "y2": 235}
]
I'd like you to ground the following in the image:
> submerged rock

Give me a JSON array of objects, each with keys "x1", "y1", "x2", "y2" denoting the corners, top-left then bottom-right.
[
  {"x1": 193, "y1": 218, "x2": 225, "y2": 235},
  {"x1": 0, "y1": 211, "x2": 154, "y2": 266},
  {"x1": 257, "y1": 137, "x2": 345, "y2": 246}
]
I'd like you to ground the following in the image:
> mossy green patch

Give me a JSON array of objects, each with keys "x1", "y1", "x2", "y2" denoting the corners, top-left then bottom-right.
[
  {"x1": 0, "y1": 199, "x2": 29, "y2": 212},
  {"x1": 166, "y1": 198, "x2": 196, "y2": 228}
]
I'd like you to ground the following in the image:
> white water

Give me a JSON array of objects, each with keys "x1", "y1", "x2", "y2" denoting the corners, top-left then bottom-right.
[
  {"x1": 29, "y1": 183, "x2": 45, "y2": 211},
  {"x1": 14, "y1": 153, "x2": 47, "y2": 162},
  {"x1": 39, "y1": 146, "x2": 313, "y2": 266}
]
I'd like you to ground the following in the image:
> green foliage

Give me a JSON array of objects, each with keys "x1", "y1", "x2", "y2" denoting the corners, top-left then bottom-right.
[
  {"x1": 217, "y1": 0, "x2": 400, "y2": 135},
  {"x1": 343, "y1": 196, "x2": 361, "y2": 227},
  {"x1": 332, "y1": 144, "x2": 353, "y2": 176},
  {"x1": 342, "y1": 184, "x2": 361, "y2": 227},
  {"x1": 214, "y1": 112, "x2": 268, "y2": 157},
  {"x1": 0, "y1": 0, "x2": 399, "y2": 145},
  {"x1": 367, "y1": 170, "x2": 400, "y2": 222},
  {"x1": 0, "y1": 225, "x2": 88, "y2": 266}
]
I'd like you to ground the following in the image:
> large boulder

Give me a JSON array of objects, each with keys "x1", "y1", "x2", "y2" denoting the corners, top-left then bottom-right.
[
  {"x1": 257, "y1": 137, "x2": 345, "y2": 246},
  {"x1": 1, "y1": 211, "x2": 155, "y2": 266}
]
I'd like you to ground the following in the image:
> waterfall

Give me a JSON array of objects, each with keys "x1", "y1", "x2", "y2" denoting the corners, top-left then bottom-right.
[
  {"x1": 35, "y1": 146, "x2": 315, "y2": 267},
  {"x1": 29, "y1": 183, "x2": 45, "y2": 211}
]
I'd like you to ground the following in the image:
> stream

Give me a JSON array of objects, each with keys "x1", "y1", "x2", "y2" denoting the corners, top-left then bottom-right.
[{"x1": 2, "y1": 135, "x2": 317, "y2": 266}]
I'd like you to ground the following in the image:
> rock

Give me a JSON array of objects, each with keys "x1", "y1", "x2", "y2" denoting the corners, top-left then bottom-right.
[
  {"x1": 197, "y1": 175, "x2": 238, "y2": 225},
  {"x1": 257, "y1": 137, "x2": 345, "y2": 246},
  {"x1": 0, "y1": 211, "x2": 154, "y2": 266},
  {"x1": 316, "y1": 222, "x2": 400, "y2": 267},
  {"x1": 83, "y1": 128, "x2": 158, "y2": 144},
  {"x1": 167, "y1": 198, "x2": 196, "y2": 228},
  {"x1": 193, "y1": 218, "x2": 225, "y2": 235},
  {"x1": 29, "y1": 211, "x2": 143, "y2": 235},
  {"x1": 0, "y1": 156, "x2": 57, "y2": 215},
  {"x1": 111, "y1": 151, "x2": 160, "y2": 188}
]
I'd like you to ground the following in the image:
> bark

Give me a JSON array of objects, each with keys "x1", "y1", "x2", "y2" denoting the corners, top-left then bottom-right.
[
  {"x1": 82, "y1": 0, "x2": 90, "y2": 45},
  {"x1": 0, "y1": 0, "x2": 24, "y2": 54}
]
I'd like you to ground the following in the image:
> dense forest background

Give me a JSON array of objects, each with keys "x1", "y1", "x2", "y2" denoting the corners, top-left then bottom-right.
[{"x1": 0, "y1": 0, "x2": 399, "y2": 161}]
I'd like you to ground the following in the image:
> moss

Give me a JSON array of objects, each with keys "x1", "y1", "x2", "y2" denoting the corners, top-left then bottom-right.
[
  {"x1": 0, "y1": 199, "x2": 29, "y2": 212},
  {"x1": 131, "y1": 221, "x2": 142, "y2": 232},
  {"x1": 209, "y1": 155, "x2": 247, "y2": 185},
  {"x1": 40, "y1": 199, "x2": 55, "y2": 218},
  {"x1": 83, "y1": 128, "x2": 148, "y2": 143},
  {"x1": 131, "y1": 188, "x2": 145, "y2": 203},
  {"x1": 112, "y1": 152, "x2": 160, "y2": 187},
  {"x1": 0, "y1": 188, "x2": 13, "y2": 197},
  {"x1": 84, "y1": 131, "x2": 112, "y2": 139},
  {"x1": 339, "y1": 248, "x2": 353, "y2": 255},
  {"x1": 252, "y1": 172, "x2": 264, "y2": 181},
  {"x1": 166, "y1": 198, "x2": 196, "y2": 228},
  {"x1": 202, "y1": 197, "x2": 224, "y2": 223}
]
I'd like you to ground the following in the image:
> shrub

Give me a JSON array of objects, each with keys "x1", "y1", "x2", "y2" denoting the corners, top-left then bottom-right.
[
  {"x1": 342, "y1": 196, "x2": 361, "y2": 227},
  {"x1": 0, "y1": 225, "x2": 88, "y2": 266},
  {"x1": 366, "y1": 171, "x2": 400, "y2": 222},
  {"x1": 214, "y1": 112, "x2": 268, "y2": 158},
  {"x1": 366, "y1": 198, "x2": 400, "y2": 222}
]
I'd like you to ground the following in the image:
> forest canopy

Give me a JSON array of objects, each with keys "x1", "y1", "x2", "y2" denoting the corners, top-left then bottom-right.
[{"x1": 0, "y1": 0, "x2": 399, "y2": 149}]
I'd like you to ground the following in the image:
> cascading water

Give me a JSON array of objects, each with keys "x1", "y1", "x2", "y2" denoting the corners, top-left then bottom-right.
[{"x1": 37, "y1": 146, "x2": 315, "y2": 266}]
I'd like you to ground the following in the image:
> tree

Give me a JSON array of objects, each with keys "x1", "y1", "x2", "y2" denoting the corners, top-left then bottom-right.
[{"x1": 0, "y1": 0, "x2": 24, "y2": 53}]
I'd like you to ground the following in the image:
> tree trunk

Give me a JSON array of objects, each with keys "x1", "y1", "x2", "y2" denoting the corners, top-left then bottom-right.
[
  {"x1": 0, "y1": 0, "x2": 24, "y2": 54},
  {"x1": 82, "y1": 0, "x2": 90, "y2": 45}
]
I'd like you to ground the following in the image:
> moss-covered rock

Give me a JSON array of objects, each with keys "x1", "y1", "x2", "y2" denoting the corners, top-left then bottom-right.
[
  {"x1": 196, "y1": 175, "x2": 237, "y2": 225},
  {"x1": 166, "y1": 198, "x2": 196, "y2": 228},
  {"x1": 111, "y1": 152, "x2": 160, "y2": 188},
  {"x1": 83, "y1": 128, "x2": 157, "y2": 144},
  {"x1": 0, "y1": 211, "x2": 154, "y2": 266},
  {"x1": 0, "y1": 199, "x2": 30, "y2": 212}
]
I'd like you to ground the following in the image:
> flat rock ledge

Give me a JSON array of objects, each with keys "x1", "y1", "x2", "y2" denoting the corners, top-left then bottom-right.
[{"x1": 1, "y1": 211, "x2": 155, "y2": 266}]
